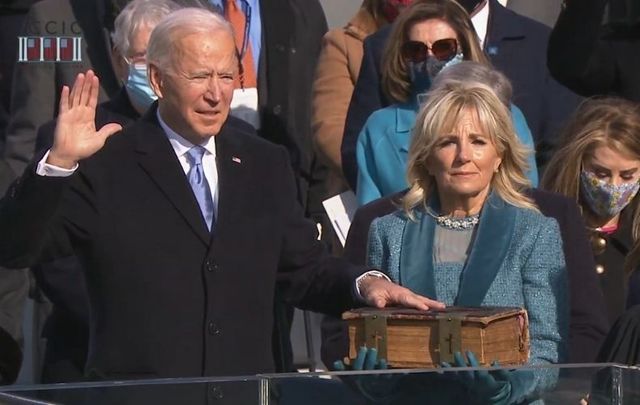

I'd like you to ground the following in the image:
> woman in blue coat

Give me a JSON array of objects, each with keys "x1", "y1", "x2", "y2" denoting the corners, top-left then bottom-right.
[
  {"x1": 355, "y1": 1, "x2": 538, "y2": 206},
  {"x1": 363, "y1": 79, "x2": 568, "y2": 404}
]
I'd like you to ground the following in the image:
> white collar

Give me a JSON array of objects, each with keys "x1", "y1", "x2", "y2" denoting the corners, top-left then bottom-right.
[
  {"x1": 156, "y1": 109, "x2": 217, "y2": 159},
  {"x1": 471, "y1": 1, "x2": 490, "y2": 49}
]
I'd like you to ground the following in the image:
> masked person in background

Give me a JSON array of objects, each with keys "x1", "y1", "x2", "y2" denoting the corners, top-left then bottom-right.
[
  {"x1": 354, "y1": 0, "x2": 537, "y2": 206},
  {"x1": 543, "y1": 97, "x2": 640, "y2": 324},
  {"x1": 30, "y1": 0, "x2": 180, "y2": 383},
  {"x1": 312, "y1": 0, "x2": 411, "y2": 205}
]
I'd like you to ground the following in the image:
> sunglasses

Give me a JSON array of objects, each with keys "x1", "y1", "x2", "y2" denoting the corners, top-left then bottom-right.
[{"x1": 401, "y1": 39, "x2": 459, "y2": 63}]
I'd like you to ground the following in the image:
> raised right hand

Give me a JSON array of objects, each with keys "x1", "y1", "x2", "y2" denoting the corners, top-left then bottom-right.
[{"x1": 48, "y1": 70, "x2": 122, "y2": 169}]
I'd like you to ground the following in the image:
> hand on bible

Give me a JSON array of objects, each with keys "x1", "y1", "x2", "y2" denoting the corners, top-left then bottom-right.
[
  {"x1": 48, "y1": 70, "x2": 122, "y2": 169},
  {"x1": 359, "y1": 276, "x2": 445, "y2": 311}
]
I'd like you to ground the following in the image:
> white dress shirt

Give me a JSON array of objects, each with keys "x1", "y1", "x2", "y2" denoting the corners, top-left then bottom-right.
[
  {"x1": 471, "y1": 1, "x2": 491, "y2": 48},
  {"x1": 156, "y1": 110, "x2": 219, "y2": 219}
]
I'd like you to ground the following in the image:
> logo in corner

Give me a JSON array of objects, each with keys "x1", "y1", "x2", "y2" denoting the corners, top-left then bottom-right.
[{"x1": 17, "y1": 36, "x2": 82, "y2": 63}]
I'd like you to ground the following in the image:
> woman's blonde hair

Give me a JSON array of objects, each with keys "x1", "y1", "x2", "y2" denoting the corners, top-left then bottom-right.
[
  {"x1": 542, "y1": 97, "x2": 640, "y2": 274},
  {"x1": 382, "y1": 0, "x2": 489, "y2": 104},
  {"x1": 402, "y1": 81, "x2": 535, "y2": 218}
]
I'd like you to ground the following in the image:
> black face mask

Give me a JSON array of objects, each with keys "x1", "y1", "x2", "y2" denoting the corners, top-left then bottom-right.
[{"x1": 456, "y1": 0, "x2": 484, "y2": 14}]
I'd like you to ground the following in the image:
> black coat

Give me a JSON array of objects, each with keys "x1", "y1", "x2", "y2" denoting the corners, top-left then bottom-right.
[
  {"x1": 257, "y1": 0, "x2": 328, "y2": 205},
  {"x1": 0, "y1": 108, "x2": 364, "y2": 380},
  {"x1": 31, "y1": 88, "x2": 139, "y2": 382},
  {"x1": 340, "y1": 0, "x2": 581, "y2": 189},
  {"x1": 321, "y1": 189, "x2": 610, "y2": 365},
  {"x1": 591, "y1": 209, "x2": 640, "y2": 323},
  {"x1": 548, "y1": 0, "x2": 640, "y2": 101}
]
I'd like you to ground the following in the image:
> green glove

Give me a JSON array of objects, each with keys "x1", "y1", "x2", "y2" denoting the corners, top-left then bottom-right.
[
  {"x1": 333, "y1": 347, "x2": 400, "y2": 404},
  {"x1": 332, "y1": 346, "x2": 388, "y2": 371}
]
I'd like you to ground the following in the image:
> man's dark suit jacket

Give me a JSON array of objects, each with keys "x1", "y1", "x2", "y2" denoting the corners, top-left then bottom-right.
[
  {"x1": 257, "y1": 0, "x2": 332, "y2": 372},
  {"x1": 340, "y1": 0, "x2": 581, "y2": 189},
  {"x1": 257, "y1": 0, "x2": 328, "y2": 206},
  {"x1": 548, "y1": 0, "x2": 640, "y2": 101},
  {"x1": 30, "y1": 88, "x2": 139, "y2": 383},
  {"x1": 0, "y1": 108, "x2": 364, "y2": 381},
  {"x1": 321, "y1": 189, "x2": 609, "y2": 366}
]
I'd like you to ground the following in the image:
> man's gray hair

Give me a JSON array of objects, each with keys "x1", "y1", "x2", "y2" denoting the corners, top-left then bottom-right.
[
  {"x1": 147, "y1": 7, "x2": 235, "y2": 72},
  {"x1": 112, "y1": 0, "x2": 182, "y2": 58},
  {"x1": 431, "y1": 61, "x2": 513, "y2": 107}
]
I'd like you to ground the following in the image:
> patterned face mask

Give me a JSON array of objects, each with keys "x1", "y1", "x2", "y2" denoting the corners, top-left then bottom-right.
[{"x1": 580, "y1": 170, "x2": 640, "y2": 218}]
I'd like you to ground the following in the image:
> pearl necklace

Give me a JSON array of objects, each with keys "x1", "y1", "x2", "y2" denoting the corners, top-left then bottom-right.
[{"x1": 432, "y1": 213, "x2": 480, "y2": 230}]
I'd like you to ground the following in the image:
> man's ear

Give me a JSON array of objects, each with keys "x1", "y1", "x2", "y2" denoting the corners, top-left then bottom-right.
[
  {"x1": 112, "y1": 48, "x2": 127, "y2": 83},
  {"x1": 148, "y1": 64, "x2": 164, "y2": 99}
]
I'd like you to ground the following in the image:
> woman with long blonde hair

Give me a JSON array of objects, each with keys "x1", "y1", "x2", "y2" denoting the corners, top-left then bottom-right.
[
  {"x1": 543, "y1": 97, "x2": 640, "y2": 321},
  {"x1": 367, "y1": 79, "x2": 567, "y2": 403}
]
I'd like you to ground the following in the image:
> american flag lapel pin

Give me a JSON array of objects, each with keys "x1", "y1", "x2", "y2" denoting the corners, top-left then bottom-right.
[{"x1": 232, "y1": 156, "x2": 242, "y2": 164}]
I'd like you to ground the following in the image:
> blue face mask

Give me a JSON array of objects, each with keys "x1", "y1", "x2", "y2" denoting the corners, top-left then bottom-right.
[
  {"x1": 409, "y1": 53, "x2": 464, "y2": 101},
  {"x1": 124, "y1": 64, "x2": 157, "y2": 112}
]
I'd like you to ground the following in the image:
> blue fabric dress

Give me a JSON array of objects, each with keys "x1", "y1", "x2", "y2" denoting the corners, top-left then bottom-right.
[
  {"x1": 367, "y1": 193, "x2": 568, "y2": 404},
  {"x1": 355, "y1": 102, "x2": 539, "y2": 206}
]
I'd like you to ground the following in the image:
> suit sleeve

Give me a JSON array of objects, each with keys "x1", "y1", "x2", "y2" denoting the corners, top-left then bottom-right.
[
  {"x1": 274, "y1": 147, "x2": 366, "y2": 315},
  {"x1": 365, "y1": 218, "x2": 384, "y2": 270},
  {"x1": 341, "y1": 37, "x2": 384, "y2": 190},
  {"x1": 0, "y1": 161, "x2": 94, "y2": 269},
  {"x1": 518, "y1": 217, "x2": 568, "y2": 399},
  {"x1": 547, "y1": 0, "x2": 615, "y2": 96}
]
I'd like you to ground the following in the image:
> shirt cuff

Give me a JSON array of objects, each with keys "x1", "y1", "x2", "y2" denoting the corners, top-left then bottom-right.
[
  {"x1": 36, "y1": 150, "x2": 78, "y2": 177},
  {"x1": 354, "y1": 270, "x2": 391, "y2": 302}
]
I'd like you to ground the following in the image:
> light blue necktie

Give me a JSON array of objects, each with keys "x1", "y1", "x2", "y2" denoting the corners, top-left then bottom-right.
[{"x1": 186, "y1": 146, "x2": 215, "y2": 230}]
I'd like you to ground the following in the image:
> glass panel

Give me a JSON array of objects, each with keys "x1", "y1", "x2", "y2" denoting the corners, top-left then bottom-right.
[
  {"x1": 0, "y1": 376, "x2": 263, "y2": 405},
  {"x1": 1, "y1": 365, "x2": 639, "y2": 404}
]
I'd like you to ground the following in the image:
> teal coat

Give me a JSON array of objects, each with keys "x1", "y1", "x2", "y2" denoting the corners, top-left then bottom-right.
[
  {"x1": 355, "y1": 102, "x2": 539, "y2": 206},
  {"x1": 367, "y1": 194, "x2": 568, "y2": 403}
]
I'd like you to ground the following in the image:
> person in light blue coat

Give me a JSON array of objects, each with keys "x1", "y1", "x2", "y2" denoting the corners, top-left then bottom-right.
[
  {"x1": 356, "y1": 95, "x2": 538, "y2": 205},
  {"x1": 364, "y1": 79, "x2": 568, "y2": 404},
  {"x1": 354, "y1": 1, "x2": 538, "y2": 206}
]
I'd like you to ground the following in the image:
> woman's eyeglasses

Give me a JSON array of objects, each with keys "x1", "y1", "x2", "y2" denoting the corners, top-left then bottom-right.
[{"x1": 401, "y1": 39, "x2": 459, "y2": 63}]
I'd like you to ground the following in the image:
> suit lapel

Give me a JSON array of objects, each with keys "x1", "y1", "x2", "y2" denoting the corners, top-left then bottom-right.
[
  {"x1": 400, "y1": 209, "x2": 438, "y2": 299},
  {"x1": 485, "y1": 0, "x2": 526, "y2": 67},
  {"x1": 70, "y1": 0, "x2": 120, "y2": 97},
  {"x1": 455, "y1": 193, "x2": 517, "y2": 306},
  {"x1": 134, "y1": 109, "x2": 210, "y2": 245},
  {"x1": 212, "y1": 124, "x2": 251, "y2": 245}
]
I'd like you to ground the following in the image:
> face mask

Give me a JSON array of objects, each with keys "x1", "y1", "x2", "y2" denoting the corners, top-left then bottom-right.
[
  {"x1": 124, "y1": 64, "x2": 157, "y2": 112},
  {"x1": 381, "y1": 0, "x2": 413, "y2": 23},
  {"x1": 580, "y1": 170, "x2": 640, "y2": 218},
  {"x1": 408, "y1": 53, "x2": 463, "y2": 101},
  {"x1": 456, "y1": 0, "x2": 484, "y2": 14}
]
